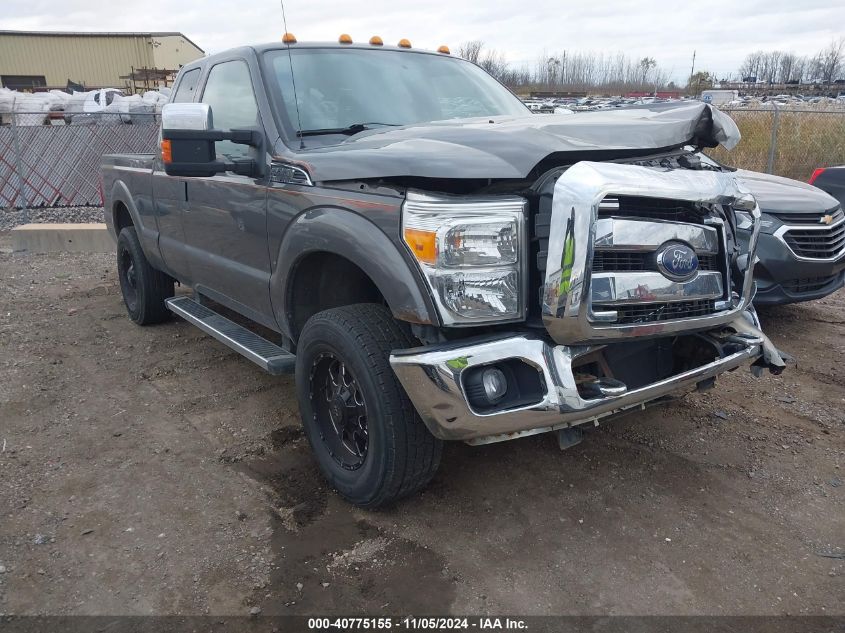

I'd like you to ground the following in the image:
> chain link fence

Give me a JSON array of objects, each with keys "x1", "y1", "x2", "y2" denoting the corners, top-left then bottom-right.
[
  {"x1": 709, "y1": 107, "x2": 845, "y2": 182},
  {"x1": 0, "y1": 113, "x2": 159, "y2": 211},
  {"x1": 1, "y1": 108, "x2": 844, "y2": 214}
]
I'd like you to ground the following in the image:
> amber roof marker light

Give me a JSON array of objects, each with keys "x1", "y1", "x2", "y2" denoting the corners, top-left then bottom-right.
[
  {"x1": 398, "y1": 38, "x2": 412, "y2": 48},
  {"x1": 437, "y1": 45, "x2": 450, "y2": 54},
  {"x1": 369, "y1": 35, "x2": 384, "y2": 46},
  {"x1": 339, "y1": 33, "x2": 353, "y2": 44},
  {"x1": 282, "y1": 32, "x2": 297, "y2": 44}
]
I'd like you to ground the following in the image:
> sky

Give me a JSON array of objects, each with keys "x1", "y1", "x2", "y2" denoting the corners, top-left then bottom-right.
[{"x1": 4, "y1": 0, "x2": 845, "y2": 82}]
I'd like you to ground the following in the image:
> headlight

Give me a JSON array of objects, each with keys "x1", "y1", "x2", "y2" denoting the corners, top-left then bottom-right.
[
  {"x1": 734, "y1": 209, "x2": 754, "y2": 231},
  {"x1": 402, "y1": 191, "x2": 526, "y2": 324}
]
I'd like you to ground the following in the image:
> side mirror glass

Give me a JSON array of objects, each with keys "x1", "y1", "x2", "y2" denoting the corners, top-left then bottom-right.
[{"x1": 160, "y1": 103, "x2": 261, "y2": 178}]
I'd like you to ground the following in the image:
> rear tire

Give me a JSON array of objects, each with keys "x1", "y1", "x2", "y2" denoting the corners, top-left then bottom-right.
[
  {"x1": 295, "y1": 303, "x2": 443, "y2": 508},
  {"x1": 116, "y1": 226, "x2": 174, "y2": 325}
]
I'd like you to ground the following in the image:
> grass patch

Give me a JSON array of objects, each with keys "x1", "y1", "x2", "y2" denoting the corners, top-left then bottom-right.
[{"x1": 710, "y1": 109, "x2": 845, "y2": 182}]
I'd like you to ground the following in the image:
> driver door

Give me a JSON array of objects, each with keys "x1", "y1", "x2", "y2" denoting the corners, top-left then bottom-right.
[{"x1": 180, "y1": 58, "x2": 274, "y2": 325}]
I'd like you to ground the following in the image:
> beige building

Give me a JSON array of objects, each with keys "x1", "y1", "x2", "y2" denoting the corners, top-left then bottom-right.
[{"x1": 0, "y1": 30, "x2": 205, "y2": 92}]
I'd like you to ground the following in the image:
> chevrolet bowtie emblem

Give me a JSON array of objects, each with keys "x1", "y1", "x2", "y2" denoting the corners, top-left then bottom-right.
[{"x1": 820, "y1": 214, "x2": 834, "y2": 225}]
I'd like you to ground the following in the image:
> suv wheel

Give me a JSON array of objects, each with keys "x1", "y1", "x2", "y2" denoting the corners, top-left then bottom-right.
[
  {"x1": 116, "y1": 226, "x2": 174, "y2": 325},
  {"x1": 295, "y1": 304, "x2": 443, "y2": 508}
]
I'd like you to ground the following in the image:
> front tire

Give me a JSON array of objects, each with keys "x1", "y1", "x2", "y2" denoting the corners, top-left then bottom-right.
[
  {"x1": 295, "y1": 304, "x2": 443, "y2": 508},
  {"x1": 116, "y1": 226, "x2": 174, "y2": 325}
]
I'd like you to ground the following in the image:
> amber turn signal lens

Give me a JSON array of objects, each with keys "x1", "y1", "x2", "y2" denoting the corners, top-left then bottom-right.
[
  {"x1": 282, "y1": 32, "x2": 297, "y2": 44},
  {"x1": 437, "y1": 45, "x2": 450, "y2": 54},
  {"x1": 369, "y1": 35, "x2": 383, "y2": 46},
  {"x1": 161, "y1": 139, "x2": 172, "y2": 164},
  {"x1": 338, "y1": 33, "x2": 352, "y2": 44},
  {"x1": 398, "y1": 38, "x2": 412, "y2": 48},
  {"x1": 404, "y1": 228, "x2": 436, "y2": 265}
]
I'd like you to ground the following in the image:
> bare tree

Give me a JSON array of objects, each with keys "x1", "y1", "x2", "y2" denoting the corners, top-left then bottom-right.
[
  {"x1": 792, "y1": 56, "x2": 808, "y2": 83},
  {"x1": 456, "y1": 37, "x2": 845, "y2": 94},
  {"x1": 739, "y1": 51, "x2": 764, "y2": 81},
  {"x1": 778, "y1": 52, "x2": 799, "y2": 83},
  {"x1": 818, "y1": 37, "x2": 845, "y2": 86},
  {"x1": 457, "y1": 40, "x2": 484, "y2": 65},
  {"x1": 479, "y1": 49, "x2": 511, "y2": 83},
  {"x1": 737, "y1": 40, "x2": 845, "y2": 86},
  {"x1": 457, "y1": 40, "x2": 676, "y2": 93},
  {"x1": 638, "y1": 57, "x2": 657, "y2": 86}
]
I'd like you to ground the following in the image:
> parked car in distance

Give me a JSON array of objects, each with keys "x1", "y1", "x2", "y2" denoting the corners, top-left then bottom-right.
[
  {"x1": 734, "y1": 169, "x2": 845, "y2": 305},
  {"x1": 809, "y1": 166, "x2": 845, "y2": 208},
  {"x1": 700, "y1": 89, "x2": 739, "y2": 106},
  {"x1": 695, "y1": 154, "x2": 845, "y2": 306},
  {"x1": 524, "y1": 100, "x2": 555, "y2": 113},
  {"x1": 101, "y1": 39, "x2": 785, "y2": 508}
]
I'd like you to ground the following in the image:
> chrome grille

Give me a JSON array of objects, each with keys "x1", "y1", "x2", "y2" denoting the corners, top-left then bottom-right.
[
  {"x1": 592, "y1": 251, "x2": 719, "y2": 272},
  {"x1": 593, "y1": 299, "x2": 717, "y2": 324},
  {"x1": 781, "y1": 221, "x2": 845, "y2": 259},
  {"x1": 598, "y1": 196, "x2": 707, "y2": 224},
  {"x1": 590, "y1": 196, "x2": 728, "y2": 324},
  {"x1": 771, "y1": 208, "x2": 844, "y2": 225}
]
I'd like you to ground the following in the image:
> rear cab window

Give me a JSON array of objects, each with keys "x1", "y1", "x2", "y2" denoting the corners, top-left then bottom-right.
[{"x1": 172, "y1": 68, "x2": 201, "y2": 103}]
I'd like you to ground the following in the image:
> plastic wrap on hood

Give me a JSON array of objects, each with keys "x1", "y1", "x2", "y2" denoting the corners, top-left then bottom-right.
[{"x1": 288, "y1": 102, "x2": 741, "y2": 182}]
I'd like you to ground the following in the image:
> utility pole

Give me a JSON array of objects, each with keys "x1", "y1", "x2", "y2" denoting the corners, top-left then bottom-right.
[
  {"x1": 689, "y1": 50, "x2": 696, "y2": 85},
  {"x1": 562, "y1": 50, "x2": 566, "y2": 85}
]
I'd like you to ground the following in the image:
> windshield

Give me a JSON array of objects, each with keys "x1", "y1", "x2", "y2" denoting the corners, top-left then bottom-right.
[{"x1": 263, "y1": 48, "x2": 529, "y2": 142}]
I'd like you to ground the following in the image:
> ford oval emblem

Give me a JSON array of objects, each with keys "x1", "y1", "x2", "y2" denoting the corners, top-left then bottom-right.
[{"x1": 656, "y1": 242, "x2": 699, "y2": 282}]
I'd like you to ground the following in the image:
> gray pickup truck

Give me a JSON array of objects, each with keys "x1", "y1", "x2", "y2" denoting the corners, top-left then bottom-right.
[{"x1": 101, "y1": 39, "x2": 785, "y2": 507}]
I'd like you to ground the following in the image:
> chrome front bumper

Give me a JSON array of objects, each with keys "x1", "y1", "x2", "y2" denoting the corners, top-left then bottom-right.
[{"x1": 390, "y1": 317, "x2": 770, "y2": 444}]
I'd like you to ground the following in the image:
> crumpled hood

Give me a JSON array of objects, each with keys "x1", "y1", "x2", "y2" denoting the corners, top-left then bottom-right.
[
  {"x1": 291, "y1": 102, "x2": 740, "y2": 182},
  {"x1": 735, "y1": 169, "x2": 840, "y2": 213}
]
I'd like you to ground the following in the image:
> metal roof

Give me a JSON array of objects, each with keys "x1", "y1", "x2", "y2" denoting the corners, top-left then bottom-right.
[{"x1": 0, "y1": 30, "x2": 204, "y2": 53}]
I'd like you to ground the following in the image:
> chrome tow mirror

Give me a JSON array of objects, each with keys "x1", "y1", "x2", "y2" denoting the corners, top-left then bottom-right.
[{"x1": 160, "y1": 103, "x2": 261, "y2": 178}]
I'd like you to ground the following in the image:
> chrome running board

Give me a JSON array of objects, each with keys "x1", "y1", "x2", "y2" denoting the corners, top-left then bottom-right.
[{"x1": 166, "y1": 296, "x2": 295, "y2": 375}]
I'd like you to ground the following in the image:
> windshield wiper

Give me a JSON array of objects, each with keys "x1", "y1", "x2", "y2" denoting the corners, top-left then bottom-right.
[{"x1": 297, "y1": 122, "x2": 400, "y2": 137}]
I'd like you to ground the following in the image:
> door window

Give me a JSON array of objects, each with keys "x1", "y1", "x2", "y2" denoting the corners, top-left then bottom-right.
[{"x1": 201, "y1": 60, "x2": 260, "y2": 159}]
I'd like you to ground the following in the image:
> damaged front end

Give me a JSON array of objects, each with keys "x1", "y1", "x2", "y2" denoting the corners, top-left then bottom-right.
[
  {"x1": 391, "y1": 315, "x2": 774, "y2": 443},
  {"x1": 390, "y1": 161, "x2": 784, "y2": 444}
]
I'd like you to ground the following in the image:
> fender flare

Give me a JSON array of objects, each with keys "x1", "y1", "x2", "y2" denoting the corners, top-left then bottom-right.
[
  {"x1": 107, "y1": 179, "x2": 141, "y2": 237},
  {"x1": 108, "y1": 179, "x2": 168, "y2": 272},
  {"x1": 271, "y1": 207, "x2": 439, "y2": 339}
]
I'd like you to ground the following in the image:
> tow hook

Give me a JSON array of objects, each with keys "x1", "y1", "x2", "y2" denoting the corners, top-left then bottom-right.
[{"x1": 579, "y1": 377, "x2": 627, "y2": 398}]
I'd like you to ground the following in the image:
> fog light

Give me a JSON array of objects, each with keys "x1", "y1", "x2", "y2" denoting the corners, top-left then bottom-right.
[
  {"x1": 464, "y1": 359, "x2": 544, "y2": 413},
  {"x1": 481, "y1": 368, "x2": 507, "y2": 403}
]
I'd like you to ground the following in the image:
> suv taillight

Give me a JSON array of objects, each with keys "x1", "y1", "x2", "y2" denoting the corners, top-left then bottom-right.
[{"x1": 809, "y1": 168, "x2": 826, "y2": 185}]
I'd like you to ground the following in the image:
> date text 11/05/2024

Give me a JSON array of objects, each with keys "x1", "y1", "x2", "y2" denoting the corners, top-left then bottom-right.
[{"x1": 307, "y1": 617, "x2": 528, "y2": 629}]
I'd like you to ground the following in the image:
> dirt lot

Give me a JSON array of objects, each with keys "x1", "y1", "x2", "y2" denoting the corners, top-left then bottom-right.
[{"x1": 0, "y1": 241, "x2": 843, "y2": 617}]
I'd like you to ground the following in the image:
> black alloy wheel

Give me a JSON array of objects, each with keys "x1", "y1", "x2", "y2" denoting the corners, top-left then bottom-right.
[{"x1": 310, "y1": 352, "x2": 369, "y2": 470}]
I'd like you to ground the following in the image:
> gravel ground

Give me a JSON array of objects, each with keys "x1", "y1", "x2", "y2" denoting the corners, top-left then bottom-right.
[
  {"x1": 0, "y1": 207, "x2": 105, "y2": 232},
  {"x1": 0, "y1": 240, "x2": 842, "y2": 617}
]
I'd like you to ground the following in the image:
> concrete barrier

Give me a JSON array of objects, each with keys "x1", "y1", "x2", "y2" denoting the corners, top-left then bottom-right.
[{"x1": 10, "y1": 223, "x2": 114, "y2": 253}]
